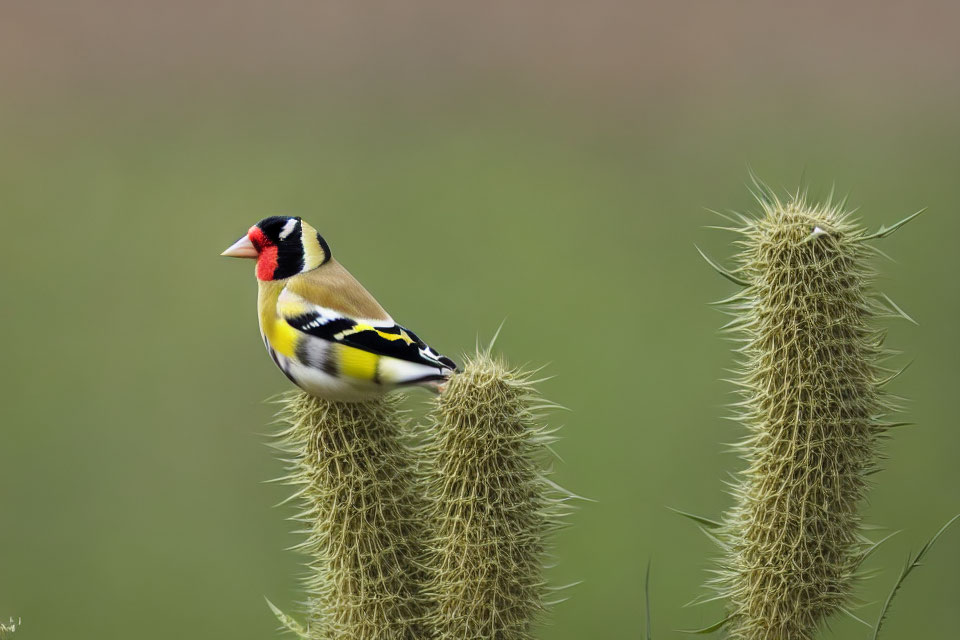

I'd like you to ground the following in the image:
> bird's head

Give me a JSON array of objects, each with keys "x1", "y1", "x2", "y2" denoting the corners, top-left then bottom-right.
[{"x1": 221, "y1": 216, "x2": 331, "y2": 281}]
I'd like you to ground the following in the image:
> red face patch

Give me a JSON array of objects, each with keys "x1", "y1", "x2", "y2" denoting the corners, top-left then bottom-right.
[
  {"x1": 247, "y1": 226, "x2": 267, "y2": 250},
  {"x1": 249, "y1": 226, "x2": 279, "y2": 280}
]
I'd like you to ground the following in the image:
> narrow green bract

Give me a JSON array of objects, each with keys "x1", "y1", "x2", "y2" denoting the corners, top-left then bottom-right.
[
  {"x1": 711, "y1": 193, "x2": 904, "y2": 640},
  {"x1": 273, "y1": 391, "x2": 429, "y2": 639},
  {"x1": 422, "y1": 352, "x2": 567, "y2": 639}
]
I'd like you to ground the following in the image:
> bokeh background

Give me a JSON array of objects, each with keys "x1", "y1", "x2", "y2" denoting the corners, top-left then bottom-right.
[{"x1": 2, "y1": 2, "x2": 958, "y2": 638}]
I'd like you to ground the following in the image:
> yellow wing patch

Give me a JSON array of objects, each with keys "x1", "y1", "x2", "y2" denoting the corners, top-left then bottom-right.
[
  {"x1": 336, "y1": 344, "x2": 380, "y2": 381},
  {"x1": 342, "y1": 323, "x2": 416, "y2": 345},
  {"x1": 269, "y1": 285, "x2": 417, "y2": 378},
  {"x1": 379, "y1": 328, "x2": 416, "y2": 344}
]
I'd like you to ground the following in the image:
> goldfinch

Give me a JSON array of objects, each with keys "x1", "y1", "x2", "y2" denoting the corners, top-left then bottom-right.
[{"x1": 222, "y1": 216, "x2": 457, "y2": 401}]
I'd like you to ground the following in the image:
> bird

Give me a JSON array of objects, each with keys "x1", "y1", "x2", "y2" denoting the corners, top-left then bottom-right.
[{"x1": 221, "y1": 216, "x2": 457, "y2": 401}]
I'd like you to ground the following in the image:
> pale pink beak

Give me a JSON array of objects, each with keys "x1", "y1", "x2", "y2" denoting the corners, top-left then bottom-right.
[{"x1": 221, "y1": 235, "x2": 258, "y2": 259}]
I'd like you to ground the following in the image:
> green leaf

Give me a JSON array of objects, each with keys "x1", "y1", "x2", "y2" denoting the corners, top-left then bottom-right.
[
  {"x1": 695, "y1": 246, "x2": 750, "y2": 287},
  {"x1": 677, "y1": 614, "x2": 732, "y2": 635},
  {"x1": 668, "y1": 506, "x2": 723, "y2": 529},
  {"x1": 266, "y1": 598, "x2": 309, "y2": 639},
  {"x1": 871, "y1": 513, "x2": 960, "y2": 640},
  {"x1": 861, "y1": 209, "x2": 926, "y2": 241},
  {"x1": 644, "y1": 560, "x2": 653, "y2": 640},
  {"x1": 880, "y1": 293, "x2": 919, "y2": 326},
  {"x1": 860, "y1": 530, "x2": 900, "y2": 563},
  {"x1": 842, "y1": 606, "x2": 872, "y2": 628}
]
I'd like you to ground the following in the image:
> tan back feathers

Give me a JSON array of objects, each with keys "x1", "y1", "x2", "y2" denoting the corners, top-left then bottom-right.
[{"x1": 285, "y1": 259, "x2": 390, "y2": 321}]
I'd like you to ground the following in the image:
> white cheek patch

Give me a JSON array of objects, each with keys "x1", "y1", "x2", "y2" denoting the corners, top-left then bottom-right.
[{"x1": 279, "y1": 218, "x2": 299, "y2": 240}]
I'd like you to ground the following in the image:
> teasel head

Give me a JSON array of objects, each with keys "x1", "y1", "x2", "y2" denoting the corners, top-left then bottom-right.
[
  {"x1": 0, "y1": 618, "x2": 19, "y2": 640},
  {"x1": 420, "y1": 348, "x2": 574, "y2": 639},
  {"x1": 267, "y1": 391, "x2": 430, "y2": 639},
  {"x1": 697, "y1": 182, "x2": 920, "y2": 640}
]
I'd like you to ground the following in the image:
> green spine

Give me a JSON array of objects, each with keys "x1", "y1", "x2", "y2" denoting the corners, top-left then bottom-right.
[
  {"x1": 273, "y1": 391, "x2": 429, "y2": 639},
  {"x1": 710, "y1": 193, "x2": 906, "y2": 640},
  {"x1": 422, "y1": 351, "x2": 567, "y2": 639}
]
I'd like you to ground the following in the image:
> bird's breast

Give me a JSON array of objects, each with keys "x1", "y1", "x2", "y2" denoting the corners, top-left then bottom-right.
[{"x1": 257, "y1": 281, "x2": 299, "y2": 358}]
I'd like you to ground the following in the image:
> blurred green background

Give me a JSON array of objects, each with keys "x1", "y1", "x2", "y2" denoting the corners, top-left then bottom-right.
[{"x1": 1, "y1": 2, "x2": 958, "y2": 638}]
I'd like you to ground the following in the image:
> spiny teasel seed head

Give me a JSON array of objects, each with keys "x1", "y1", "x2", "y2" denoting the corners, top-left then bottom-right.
[
  {"x1": 269, "y1": 391, "x2": 430, "y2": 639},
  {"x1": 421, "y1": 350, "x2": 571, "y2": 640},
  {"x1": 0, "y1": 618, "x2": 18, "y2": 640},
  {"x1": 704, "y1": 188, "x2": 913, "y2": 640}
]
